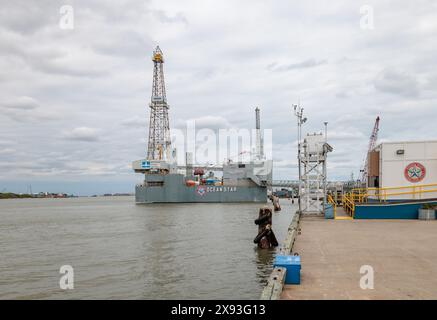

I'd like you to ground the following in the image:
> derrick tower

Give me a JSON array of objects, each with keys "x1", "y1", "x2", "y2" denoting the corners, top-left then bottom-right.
[{"x1": 147, "y1": 46, "x2": 171, "y2": 160}]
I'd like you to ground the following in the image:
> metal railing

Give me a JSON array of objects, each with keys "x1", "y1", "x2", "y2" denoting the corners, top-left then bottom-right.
[
  {"x1": 339, "y1": 183, "x2": 437, "y2": 217},
  {"x1": 351, "y1": 183, "x2": 437, "y2": 203},
  {"x1": 342, "y1": 192, "x2": 355, "y2": 216},
  {"x1": 327, "y1": 194, "x2": 337, "y2": 218}
]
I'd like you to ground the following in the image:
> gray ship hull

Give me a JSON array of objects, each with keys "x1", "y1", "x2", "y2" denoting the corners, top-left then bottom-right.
[{"x1": 135, "y1": 173, "x2": 268, "y2": 203}]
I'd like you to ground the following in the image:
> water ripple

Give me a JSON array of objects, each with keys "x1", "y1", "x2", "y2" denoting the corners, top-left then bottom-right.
[{"x1": 0, "y1": 196, "x2": 296, "y2": 299}]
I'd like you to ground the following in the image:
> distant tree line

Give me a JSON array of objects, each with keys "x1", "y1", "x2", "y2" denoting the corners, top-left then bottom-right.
[{"x1": 0, "y1": 193, "x2": 33, "y2": 199}]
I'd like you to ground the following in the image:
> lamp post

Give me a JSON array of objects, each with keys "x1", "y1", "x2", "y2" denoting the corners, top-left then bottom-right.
[
  {"x1": 293, "y1": 104, "x2": 306, "y2": 214},
  {"x1": 324, "y1": 122, "x2": 328, "y2": 143},
  {"x1": 323, "y1": 121, "x2": 328, "y2": 213}
]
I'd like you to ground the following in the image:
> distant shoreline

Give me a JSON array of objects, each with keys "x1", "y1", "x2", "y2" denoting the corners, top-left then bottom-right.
[
  {"x1": 0, "y1": 193, "x2": 134, "y2": 199},
  {"x1": 0, "y1": 193, "x2": 34, "y2": 199}
]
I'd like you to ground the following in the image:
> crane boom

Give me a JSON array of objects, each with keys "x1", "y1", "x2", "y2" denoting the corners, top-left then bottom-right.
[{"x1": 361, "y1": 116, "x2": 380, "y2": 185}]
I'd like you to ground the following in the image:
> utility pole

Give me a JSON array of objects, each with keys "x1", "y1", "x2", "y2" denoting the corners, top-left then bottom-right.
[
  {"x1": 324, "y1": 122, "x2": 328, "y2": 143},
  {"x1": 323, "y1": 122, "x2": 328, "y2": 212},
  {"x1": 293, "y1": 104, "x2": 306, "y2": 213}
]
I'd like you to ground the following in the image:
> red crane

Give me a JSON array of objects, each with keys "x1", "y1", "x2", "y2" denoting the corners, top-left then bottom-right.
[{"x1": 361, "y1": 116, "x2": 380, "y2": 185}]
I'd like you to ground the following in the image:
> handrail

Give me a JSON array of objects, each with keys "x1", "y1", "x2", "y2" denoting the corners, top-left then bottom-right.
[
  {"x1": 341, "y1": 192, "x2": 355, "y2": 217},
  {"x1": 350, "y1": 183, "x2": 437, "y2": 204},
  {"x1": 353, "y1": 183, "x2": 437, "y2": 193},
  {"x1": 368, "y1": 183, "x2": 437, "y2": 191},
  {"x1": 371, "y1": 188, "x2": 437, "y2": 202},
  {"x1": 340, "y1": 183, "x2": 437, "y2": 218},
  {"x1": 327, "y1": 194, "x2": 337, "y2": 218}
]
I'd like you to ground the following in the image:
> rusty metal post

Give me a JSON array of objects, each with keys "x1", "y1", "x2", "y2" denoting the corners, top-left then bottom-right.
[{"x1": 254, "y1": 207, "x2": 278, "y2": 249}]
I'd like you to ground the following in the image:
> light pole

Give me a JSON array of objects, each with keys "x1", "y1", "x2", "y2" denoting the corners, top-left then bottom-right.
[
  {"x1": 324, "y1": 122, "x2": 328, "y2": 142},
  {"x1": 293, "y1": 104, "x2": 306, "y2": 214},
  {"x1": 323, "y1": 121, "x2": 328, "y2": 213}
]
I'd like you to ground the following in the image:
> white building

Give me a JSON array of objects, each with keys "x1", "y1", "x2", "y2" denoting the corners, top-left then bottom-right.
[{"x1": 368, "y1": 140, "x2": 437, "y2": 200}]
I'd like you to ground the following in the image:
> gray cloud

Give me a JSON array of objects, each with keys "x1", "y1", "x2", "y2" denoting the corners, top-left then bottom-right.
[
  {"x1": 374, "y1": 68, "x2": 420, "y2": 97},
  {"x1": 121, "y1": 116, "x2": 147, "y2": 127},
  {"x1": 2, "y1": 96, "x2": 39, "y2": 110},
  {"x1": 0, "y1": 148, "x2": 16, "y2": 155},
  {"x1": 63, "y1": 127, "x2": 100, "y2": 142},
  {"x1": 328, "y1": 131, "x2": 366, "y2": 141},
  {"x1": 268, "y1": 59, "x2": 328, "y2": 72},
  {"x1": 0, "y1": 96, "x2": 61, "y2": 122},
  {"x1": 335, "y1": 92, "x2": 349, "y2": 99},
  {"x1": 0, "y1": 0, "x2": 55, "y2": 35},
  {"x1": 152, "y1": 9, "x2": 188, "y2": 25},
  {"x1": 175, "y1": 116, "x2": 232, "y2": 130}
]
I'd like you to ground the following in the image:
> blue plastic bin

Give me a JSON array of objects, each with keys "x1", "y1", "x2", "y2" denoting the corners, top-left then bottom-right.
[
  {"x1": 273, "y1": 255, "x2": 301, "y2": 285},
  {"x1": 325, "y1": 203, "x2": 334, "y2": 219}
]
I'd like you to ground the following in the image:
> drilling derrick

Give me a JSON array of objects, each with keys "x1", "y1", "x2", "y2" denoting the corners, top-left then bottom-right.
[{"x1": 147, "y1": 46, "x2": 171, "y2": 161}]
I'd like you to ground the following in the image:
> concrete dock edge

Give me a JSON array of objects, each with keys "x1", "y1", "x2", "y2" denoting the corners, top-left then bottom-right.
[{"x1": 260, "y1": 211, "x2": 300, "y2": 300}]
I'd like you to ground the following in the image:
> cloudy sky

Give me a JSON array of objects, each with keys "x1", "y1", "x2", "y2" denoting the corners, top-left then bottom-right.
[{"x1": 1, "y1": 0, "x2": 436, "y2": 195}]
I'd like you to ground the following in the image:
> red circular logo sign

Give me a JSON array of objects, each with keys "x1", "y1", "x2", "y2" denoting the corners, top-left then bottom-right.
[{"x1": 404, "y1": 162, "x2": 426, "y2": 183}]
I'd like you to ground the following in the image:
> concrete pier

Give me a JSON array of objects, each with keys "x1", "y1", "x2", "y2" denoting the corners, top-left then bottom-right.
[{"x1": 281, "y1": 216, "x2": 437, "y2": 299}]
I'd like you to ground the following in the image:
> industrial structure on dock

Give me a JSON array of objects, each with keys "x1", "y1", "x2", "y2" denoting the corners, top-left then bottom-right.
[{"x1": 294, "y1": 105, "x2": 333, "y2": 216}]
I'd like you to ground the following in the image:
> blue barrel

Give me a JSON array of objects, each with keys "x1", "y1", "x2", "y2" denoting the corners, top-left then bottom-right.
[{"x1": 325, "y1": 203, "x2": 334, "y2": 219}]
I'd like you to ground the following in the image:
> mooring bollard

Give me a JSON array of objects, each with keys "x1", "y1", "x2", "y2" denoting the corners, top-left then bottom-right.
[
  {"x1": 272, "y1": 195, "x2": 281, "y2": 211},
  {"x1": 254, "y1": 207, "x2": 278, "y2": 249}
]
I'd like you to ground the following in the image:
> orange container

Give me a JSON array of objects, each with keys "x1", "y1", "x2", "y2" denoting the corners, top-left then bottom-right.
[{"x1": 186, "y1": 180, "x2": 196, "y2": 187}]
